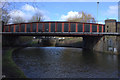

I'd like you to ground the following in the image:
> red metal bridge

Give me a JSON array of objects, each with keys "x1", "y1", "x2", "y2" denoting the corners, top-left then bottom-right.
[
  {"x1": 2, "y1": 21, "x2": 107, "y2": 36},
  {"x1": 3, "y1": 21, "x2": 119, "y2": 36}
]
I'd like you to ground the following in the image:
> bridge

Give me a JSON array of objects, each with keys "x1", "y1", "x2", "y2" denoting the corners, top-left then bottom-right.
[
  {"x1": 2, "y1": 21, "x2": 105, "y2": 36},
  {"x1": 2, "y1": 19, "x2": 120, "y2": 54},
  {"x1": 2, "y1": 21, "x2": 120, "y2": 36}
]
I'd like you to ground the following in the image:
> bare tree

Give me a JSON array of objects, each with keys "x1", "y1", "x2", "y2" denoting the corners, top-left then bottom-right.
[
  {"x1": 67, "y1": 11, "x2": 96, "y2": 23},
  {"x1": 2, "y1": 9, "x2": 10, "y2": 24},
  {"x1": 12, "y1": 16, "x2": 25, "y2": 24},
  {"x1": 1, "y1": 2, "x2": 44, "y2": 24},
  {"x1": 0, "y1": 2, "x2": 11, "y2": 25},
  {"x1": 29, "y1": 12, "x2": 43, "y2": 22}
]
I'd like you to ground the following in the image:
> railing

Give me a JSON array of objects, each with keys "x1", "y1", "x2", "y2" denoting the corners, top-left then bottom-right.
[{"x1": 3, "y1": 22, "x2": 105, "y2": 33}]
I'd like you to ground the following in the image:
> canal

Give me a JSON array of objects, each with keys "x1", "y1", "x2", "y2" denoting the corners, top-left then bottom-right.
[{"x1": 12, "y1": 47, "x2": 118, "y2": 78}]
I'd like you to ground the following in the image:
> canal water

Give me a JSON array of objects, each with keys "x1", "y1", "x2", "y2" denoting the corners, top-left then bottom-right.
[{"x1": 12, "y1": 47, "x2": 118, "y2": 78}]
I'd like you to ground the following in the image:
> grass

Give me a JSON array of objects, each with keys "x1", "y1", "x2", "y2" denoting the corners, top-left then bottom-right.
[
  {"x1": 30, "y1": 40, "x2": 38, "y2": 45},
  {"x1": 56, "y1": 37, "x2": 83, "y2": 47},
  {"x1": 2, "y1": 48, "x2": 31, "y2": 79}
]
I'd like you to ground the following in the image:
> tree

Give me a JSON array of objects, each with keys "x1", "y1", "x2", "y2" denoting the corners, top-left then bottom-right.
[
  {"x1": 67, "y1": 11, "x2": 96, "y2": 23},
  {"x1": 29, "y1": 12, "x2": 43, "y2": 22},
  {"x1": 1, "y1": 2, "x2": 44, "y2": 24},
  {"x1": 0, "y1": 2, "x2": 10, "y2": 25},
  {"x1": 12, "y1": 16, "x2": 25, "y2": 24},
  {"x1": 2, "y1": 9, "x2": 10, "y2": 24}
]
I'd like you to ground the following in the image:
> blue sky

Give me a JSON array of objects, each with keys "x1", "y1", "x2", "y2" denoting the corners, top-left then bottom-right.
[{"x1": 8, "y1": 2, "x2": 118, "y2": 24}]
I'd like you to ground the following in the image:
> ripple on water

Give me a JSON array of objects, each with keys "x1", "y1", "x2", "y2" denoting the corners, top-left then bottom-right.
[{"x1": 12, "y1": 47, "x2": 118, "y2": 78}]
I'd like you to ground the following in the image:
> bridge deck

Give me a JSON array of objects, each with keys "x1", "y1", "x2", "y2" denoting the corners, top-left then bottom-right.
[
  {"x1": 1, "y1": 32, "x2": 120, "y2": 36},
  {"x1": 3, "y1": 21, "x2": 105, "y2": 33},
  {"x1": 2, "y1": 21, "x2": 120, "y2": 36}
]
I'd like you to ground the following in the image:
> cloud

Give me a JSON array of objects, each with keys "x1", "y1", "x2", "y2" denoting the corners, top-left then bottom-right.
[
  {"x1": 8, "y1": 10, "x2": 30, "y2": 23},
  {"x1": 9, "y1": 10, "x2": 25, "y2": 18},
  {"x1": 8, "y1": 4, "x2": 49, "y2": 24},
  {"x1": 98, "y1": 21, "x2": 105, "y2": 24},
  {"x1": 21, "y1": 4, "x2": 47, "y2": 16},
  {"x1": 60, "y1": 11, "x2": 82, "y2": 20},
  {"x1": 106, "y1": 5, "x2": 118, "y2": 16},
  {"x1": 22, "y1": 4, "x2": 37, "y2": 12}
]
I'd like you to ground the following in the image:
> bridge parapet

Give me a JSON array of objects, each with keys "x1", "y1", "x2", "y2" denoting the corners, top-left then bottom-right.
[{"x1": 2, "y1": 22, "x2": 105, "y2": 33}]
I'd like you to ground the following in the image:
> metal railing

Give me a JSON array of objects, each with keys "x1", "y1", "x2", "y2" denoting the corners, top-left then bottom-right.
[{"x1": 2, "y1": 21, "x2": 105, "y2": 33}]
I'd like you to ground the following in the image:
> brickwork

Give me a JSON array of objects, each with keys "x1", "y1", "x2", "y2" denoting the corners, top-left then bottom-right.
[
  {"x1": 105, "y1": 19, "x2": 116, "y2": 33},
  {"x1": 83, "y1": 19, "x2": 120, "y2": 54},
  {"x1": 104, "y1": 19, "x2": 119, "y2": 54},
  {"x1": 117, "y1": 22, "x2": 120, "y2": 33}
]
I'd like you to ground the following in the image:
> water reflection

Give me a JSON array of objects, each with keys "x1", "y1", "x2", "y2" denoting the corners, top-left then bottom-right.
[{"x1": 13, "y1": 47, "x2": 118, "y2": 78}]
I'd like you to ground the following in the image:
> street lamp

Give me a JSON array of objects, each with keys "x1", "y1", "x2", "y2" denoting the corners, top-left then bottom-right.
[
  {"x1": 97, "y1": 2, "x2": 99, "y2": 23},
  {"x1": 118, "y1": 1, "x2": 120, "y2": 21}
]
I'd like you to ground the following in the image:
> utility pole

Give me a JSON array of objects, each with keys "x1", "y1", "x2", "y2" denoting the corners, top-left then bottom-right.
[
  {"x1": 97, "y1": 2, "x2": 99, "y2": 23},
  {"x1": 118, "y1": 1, "x2": 120, "y2": 21}
]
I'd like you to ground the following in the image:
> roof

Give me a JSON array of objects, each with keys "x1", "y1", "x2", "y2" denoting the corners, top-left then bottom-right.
[{"x1": 105, "y1": 19, "x2": 116, "y2": 22}]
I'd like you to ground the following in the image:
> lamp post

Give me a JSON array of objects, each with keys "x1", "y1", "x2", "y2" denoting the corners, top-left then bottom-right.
[
  {"x1": 97, "y1": 2, "x2": 99, "y2": 23},
  {"x1": 118, "y1": 1, "x2": 120, "y2": 21}
]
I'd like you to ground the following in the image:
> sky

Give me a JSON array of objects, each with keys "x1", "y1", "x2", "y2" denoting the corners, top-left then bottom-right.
[{"x1": 7, "y1": 2, "x2": 118, "y2": 24}]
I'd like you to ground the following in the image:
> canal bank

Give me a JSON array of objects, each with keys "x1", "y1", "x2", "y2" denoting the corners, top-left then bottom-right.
[
  {"x1": 2, "y1": 36, "x2": 119, "y2": 78},
  {"x1": 2, "y1": 47, "x2": 31, "y2": 79},
  {"x1": 2, "y1": 37, "x2": 57, "y2": 78},
  {"x1": 2, "y1": 46, "x2": 118, "y2": 78},
  {"x1": 55, "y1": 37, "x2": 83, "y2": 48}
]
